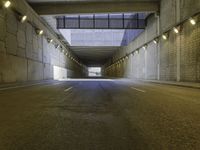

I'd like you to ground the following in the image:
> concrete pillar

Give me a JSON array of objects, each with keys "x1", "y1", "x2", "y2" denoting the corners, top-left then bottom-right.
[
  {"x1": 176, "y1": 0, "x2": 181, "y2": 82},
  {"x1": 130, "y1": 54, "x2": 133, "y2": 78},
  {"x1": 156, "y1": 13, "x2": 160, "y2": 80},
  {"x1": 144, "y1": 49, "x2": 147, "y2": 80}
]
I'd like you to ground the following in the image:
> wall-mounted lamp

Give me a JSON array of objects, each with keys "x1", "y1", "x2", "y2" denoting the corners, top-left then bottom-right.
[
  {"x1": 3, "y1": 1, "x2": 11, "y2": 8},
  {"x1": 131, "y1": 53, "x2": 134, "y2": 56},
  {"x1": 55, "y1": 44, "x2": 60, "y2": 49},
  {"x1": 162, "y1": 34, "x2": 168, "y2": 40},
  {"x1": 189, "y1": 18, "x2": 196, "y2": 25},
  {"x1": 143, "y1": 45, "x2": 147, "y2": 50},
  {"x1": 36, "y1": 29, "x2": 44, "y2": 35},
  {"x1": 19, "y1": 15, "x2": 27, "y2": 23},
  {"x1": 173, "y1": 27, "x2": 179, "y2": 34},
  {"x1": 47, "y1": 38, "x2": 53, "y2": 43},
  {"x1": 153, "y1": 38, "x2": 158, "y2": 44}
]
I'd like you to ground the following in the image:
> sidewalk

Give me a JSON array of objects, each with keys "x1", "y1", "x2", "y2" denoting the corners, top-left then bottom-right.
[
  {"x1": 0, "y1": 80, "x2": 56, "y2": 89},
  {"x1": 144, "y1": 80, "x2": 200, "y2": 89}
]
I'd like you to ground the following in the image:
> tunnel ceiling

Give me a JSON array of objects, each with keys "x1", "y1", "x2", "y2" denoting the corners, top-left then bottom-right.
[
  {"x1": 26, "y1": 0, "x2": 159, "y2": 66},
  {"x1": 70, "y1": 46, "x2": 120, "y2": 65},
  {"x1": 27, "y1": 0, "x2": 159, "y2": 2}
]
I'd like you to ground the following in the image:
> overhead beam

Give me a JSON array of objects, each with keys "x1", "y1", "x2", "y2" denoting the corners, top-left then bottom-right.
[{"x1": 29, "y1": 2, "x2": 159, "y2": 15}]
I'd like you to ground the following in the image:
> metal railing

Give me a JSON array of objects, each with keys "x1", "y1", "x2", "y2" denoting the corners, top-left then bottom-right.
[{"x1": 57, "y1": 13, "x2": 146, "y2": 29}]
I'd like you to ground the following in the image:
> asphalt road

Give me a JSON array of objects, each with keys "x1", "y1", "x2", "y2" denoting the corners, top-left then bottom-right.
[{"x1": 0, "y1": 79, "x2": 200, "y2": 150}]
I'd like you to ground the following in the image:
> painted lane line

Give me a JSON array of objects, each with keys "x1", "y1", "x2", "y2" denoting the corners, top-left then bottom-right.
[
  {"x1": 52, "y1": 82, "x2": 62, "y2": 85},
  {"x1": 64, "y1": 87, "x2": 73, "y2": 92},
  {"x1": 131, "y1": 87, "x2": 146, "y2": 93}
]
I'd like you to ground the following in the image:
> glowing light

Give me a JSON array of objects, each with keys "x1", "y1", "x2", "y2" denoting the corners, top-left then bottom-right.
[
  {"x1": 162, "y1": 34, "x2": 167, "y2": 40},
  {"x1": 20, "y1": 15, "x2": 27, "y2": 23},
  {"x1": 190, "y1": 18, "x2": 196, "y2": 25},
  {"x1": 47, "y1": 38, "x2": 53, "y2": 43},
  {"x1": 173, "y1": 27, "x2": 179, "y2": 34},
  {"x1": 4, "y1": 1, "x2": 11, "y2": 8},
  {"x1": 143, "y1": 45, "x2": 147, "y2": 50},
  {"x1": 50, "y1": 39, "x2": 53, "y2": 43},
  {"x1": 153, "y1": 39, "x2": 158, "y2": 44},
  {"x1": 55, "y1": 44, "x2": 60, "y2": 49},
  {"x1": 36, "y1": 29, "x2": 43, "y2": 35}
]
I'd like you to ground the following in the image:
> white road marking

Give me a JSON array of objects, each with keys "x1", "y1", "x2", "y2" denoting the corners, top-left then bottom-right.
[
  {"x1": 131, "y1": 87, "x2": 146, "y2": 93},
  {"x1": 52, "y1": 82, "x2": 62, "y2": 85},
  {"x1": 64, "y1": 87, "x2": 73, "y2": 92}
]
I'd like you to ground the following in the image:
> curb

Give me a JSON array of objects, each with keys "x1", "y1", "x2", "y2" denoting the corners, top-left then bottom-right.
[{"x1": 143, "y1": 80, "x2": 200, "y2": 89}]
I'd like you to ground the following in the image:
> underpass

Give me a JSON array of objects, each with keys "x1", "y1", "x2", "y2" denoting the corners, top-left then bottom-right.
[{"x1": 0, "y1": 0, "x2": 200, "y2": 149}]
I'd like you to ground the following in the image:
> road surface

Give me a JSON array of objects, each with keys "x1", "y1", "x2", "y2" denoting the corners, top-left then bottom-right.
[{"x1": 0, "y1": 79, "x2": 200, "y2": 150}]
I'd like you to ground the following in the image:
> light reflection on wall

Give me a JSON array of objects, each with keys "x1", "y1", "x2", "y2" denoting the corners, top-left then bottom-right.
[{"x1": 53, "y1": 66, "x2": 67, "y2": 80}]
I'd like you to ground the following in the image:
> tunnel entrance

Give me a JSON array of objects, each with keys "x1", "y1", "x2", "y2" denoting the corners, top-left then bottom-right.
[{"x1": 88, "y1": 67, "x2": 102, "y2": 77}]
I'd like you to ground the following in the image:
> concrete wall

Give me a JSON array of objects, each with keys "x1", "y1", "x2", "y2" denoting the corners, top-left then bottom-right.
[
  {"x1": 0, "y1": 0, "x2": 84, "y2": 83},
  {"x1": 105, "y1": 0, "x2": 200, "y2": 82}
]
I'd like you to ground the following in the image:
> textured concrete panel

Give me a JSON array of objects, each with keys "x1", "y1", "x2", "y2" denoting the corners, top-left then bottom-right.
[
  {"x1": 146, "y1": 43, "x2": 158, "y2": 80},
  {"x1": 146, "y1": 15, "x2": 158, "y2": 41},
  {"x1": 26, "y1": 23, "x2": 33, "y2": 43},
  {"x1": 0, "y1": 41, "x2": 6, "y2": 54},
  {"x1": 28, "y1": 59, "x2": 44, "y2": 81},
  {"x1": 44, "y1": 63, "x2": 53, "y2": 79},
  {"x1": 0, "y1": 54, "x2": 27, "y2": 82},
  {"x1": 33, "y1": 36, "x2": 39, "y2": 52},
  {"x1": 6, "y1": 11, "x2": 18, "y2": 35},
  {"x1": 17, "y1": 47, "x2": 26, "y2": 58},
  {"x1": 6, "y1": 32, "x2": 17, "y2": 55},
  {"x1": 180, "y1": 0, "x2": 200, "y2": 20},
  {"x1": 0, "y1": 17, "x2": 6, "y2": 41},
  {"x1": 0, "y1": 8, "x2": 6, "y2": 18},
  {"x1": 43, "y1": 38, "x2": 51, "y2": 64},
  {"x1": 26, "y1": 42, "x2": 33, "y2": 59},
  {"x1": 160, "y1": 0, "x2": 176, "y2": 32},
  {"x1": 17, "y1": 30, "x2": 26, "y2": 48}
]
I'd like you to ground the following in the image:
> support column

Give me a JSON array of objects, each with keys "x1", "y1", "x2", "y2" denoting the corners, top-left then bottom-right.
[
  {"x1": 176, "y1": 0, "x2": 181, "y2": 82},
  {"x1": 144, "y1": 49, "x2": 147, "y2": 80},
  {"x1": 156, "y1": 13, "x2": 160, "y2": 80}
]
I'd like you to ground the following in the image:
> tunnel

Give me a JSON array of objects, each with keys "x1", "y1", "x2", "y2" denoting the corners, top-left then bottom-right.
[{"x1": 0, "y1": 0, "x2": 200, "y2": 149}]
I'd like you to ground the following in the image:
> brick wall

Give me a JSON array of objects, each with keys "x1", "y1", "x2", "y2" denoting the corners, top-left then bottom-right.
[{"x1": 105, "y1": 0, "x2": 200, "y2": 82}]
